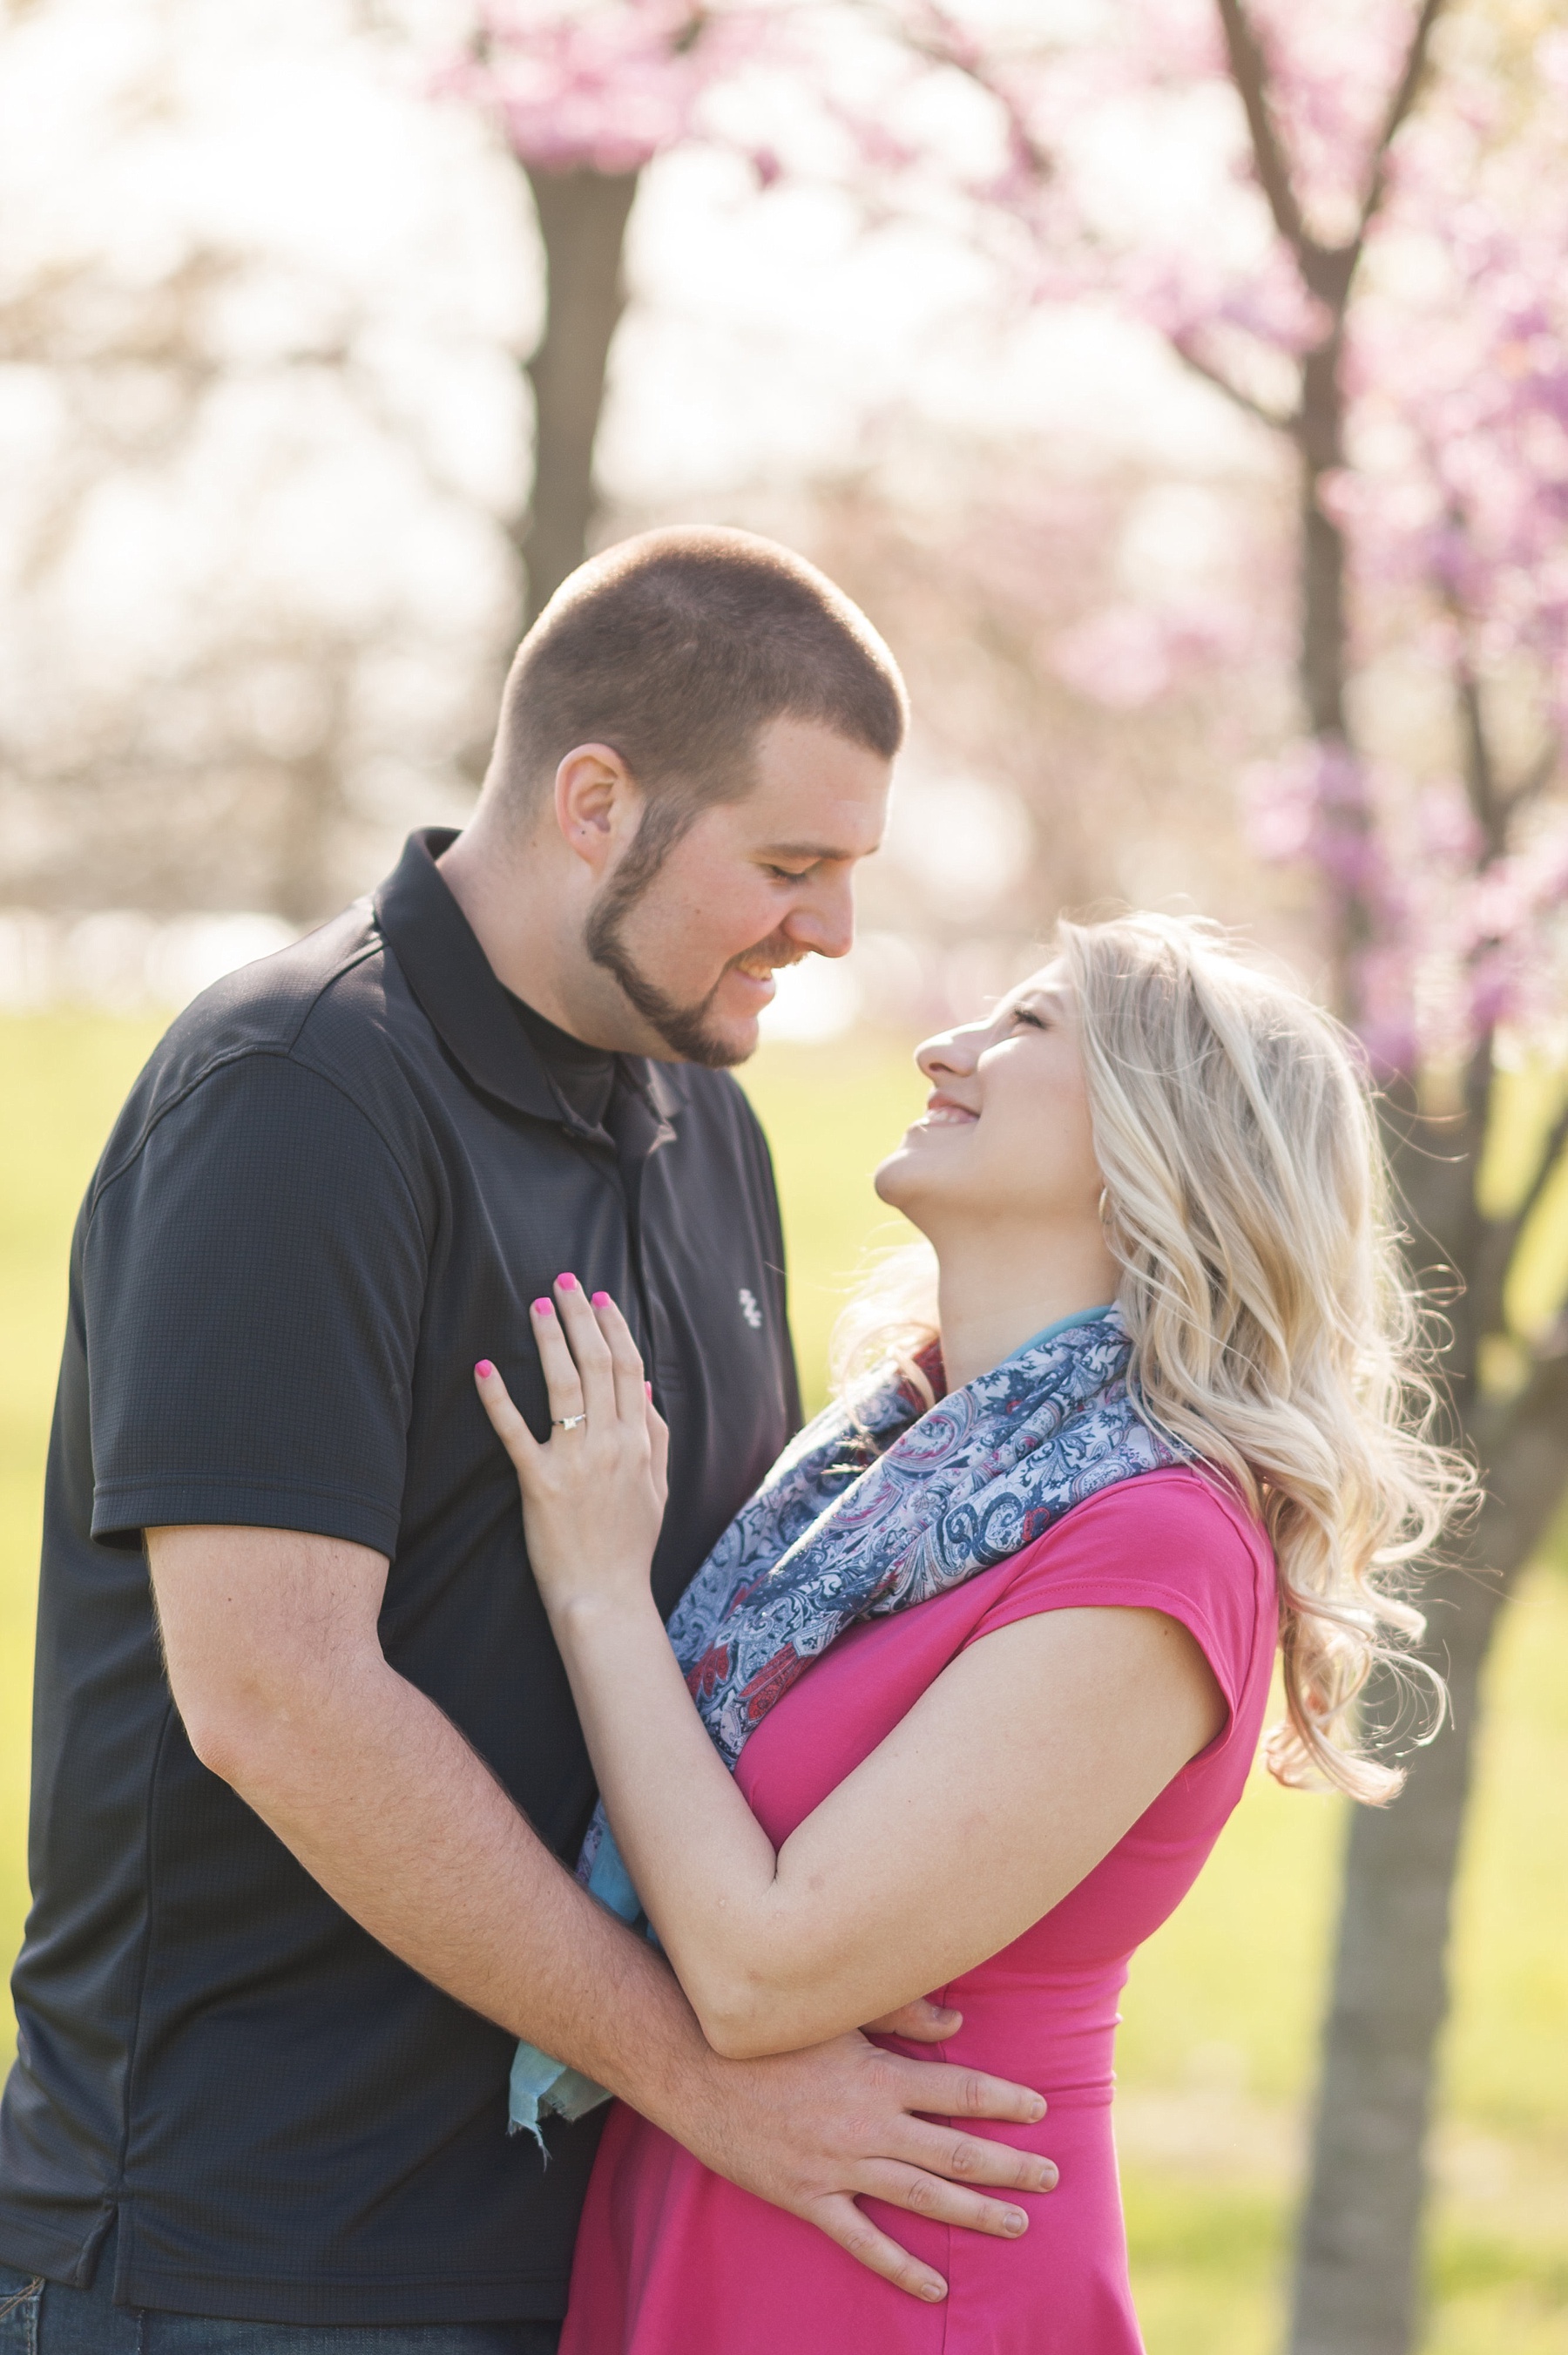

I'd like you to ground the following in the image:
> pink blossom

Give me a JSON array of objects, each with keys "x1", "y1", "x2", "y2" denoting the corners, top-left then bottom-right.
[
  {"x1": 1053, "y1": 598, "x2": 1245, "y2": 711},
  {"x1": 1052, "y1": 608, "x2": 1176, "y2": 709},
  {"x1": 916, "y1": 0, "x2": 1568, "y2": 1074},
  {"x1": 440, "y1": 0, "x2": 786, "y2": 177}
]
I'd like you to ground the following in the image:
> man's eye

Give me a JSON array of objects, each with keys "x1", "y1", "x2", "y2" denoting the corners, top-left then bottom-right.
[{"x1": 765, "y1": 864, "x2": 813, "y2": 883}]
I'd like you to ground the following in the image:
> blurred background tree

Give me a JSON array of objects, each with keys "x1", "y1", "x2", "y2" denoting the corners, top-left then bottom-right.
[
  {"x1": 781, "y1": 8, "x2": 1568, "y2": 2346},
  {"x1": 442, "y1": 0, "x2": 792, "y2": 624},
  {"x1": 0, "y1": 0, "x2": 517, "y2": 921}
]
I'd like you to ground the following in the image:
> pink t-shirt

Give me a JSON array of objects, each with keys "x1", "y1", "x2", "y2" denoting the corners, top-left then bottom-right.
[{"x1": 562, "y1": 1468, "x2": 1278, "y2": 2355}]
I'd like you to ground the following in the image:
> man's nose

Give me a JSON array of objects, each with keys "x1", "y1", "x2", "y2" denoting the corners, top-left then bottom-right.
[{"x1": 783, "y1": 872, "x2": 855, "y2": 961}]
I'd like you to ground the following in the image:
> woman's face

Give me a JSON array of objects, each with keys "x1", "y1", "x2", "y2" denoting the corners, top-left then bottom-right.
[{"x1": 875, "y1": 964, "x2": 1105, "y2": 1244}]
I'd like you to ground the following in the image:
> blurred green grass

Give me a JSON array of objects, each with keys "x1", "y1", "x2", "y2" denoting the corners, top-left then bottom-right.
[{"x1": 2, "y1": 1014, "x2": 1565, "y2": 2352}]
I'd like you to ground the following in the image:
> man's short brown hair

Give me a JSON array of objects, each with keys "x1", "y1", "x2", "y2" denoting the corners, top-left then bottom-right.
[{"x1": 487, "y1": 526, "x2": 907, "y2": 821}]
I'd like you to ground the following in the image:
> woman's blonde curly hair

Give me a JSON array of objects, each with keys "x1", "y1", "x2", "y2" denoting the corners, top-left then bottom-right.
[{"x1": 833, "y1": 912, "x2": 1473, "y2": 1803}]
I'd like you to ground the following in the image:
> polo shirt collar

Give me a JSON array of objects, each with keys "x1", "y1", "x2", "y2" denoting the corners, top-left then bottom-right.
[{"x1": 374, "y1": 829, "x2": 679, "y2": 1138}]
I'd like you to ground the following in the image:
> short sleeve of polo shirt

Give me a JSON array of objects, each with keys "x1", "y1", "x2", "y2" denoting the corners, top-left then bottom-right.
[{"x1": 84, "y1": 1052, "x2": 428, "y2": 1557}]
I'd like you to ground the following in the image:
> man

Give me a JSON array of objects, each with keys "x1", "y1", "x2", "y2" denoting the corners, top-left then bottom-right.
[{"x1": 0, "y1": 530, "x2": 1053, "y2": 2349}]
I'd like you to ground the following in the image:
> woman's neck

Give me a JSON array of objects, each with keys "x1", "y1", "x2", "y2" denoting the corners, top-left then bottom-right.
[{"x1": 933, "y1": 1225, "x2": 1121, "y2": 1391}]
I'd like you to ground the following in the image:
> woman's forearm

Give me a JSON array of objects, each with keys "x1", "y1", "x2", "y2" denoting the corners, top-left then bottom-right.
[
  {"x1": 549, "y1": 1594, "x2": 808, "y2": 2047},
  {"x1": 551, "y1": 1594, "x2": 1227, "y2": 2064}
]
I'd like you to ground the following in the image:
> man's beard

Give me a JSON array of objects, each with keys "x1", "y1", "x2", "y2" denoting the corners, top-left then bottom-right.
[{"x1": 584, "y1": 809, "x2": 803, "y2": 1068}]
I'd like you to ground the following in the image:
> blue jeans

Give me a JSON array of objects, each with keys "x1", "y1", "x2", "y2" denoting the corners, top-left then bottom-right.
[{"x1": 0, "y1": 2239, "x2": 562, "y2": 2354}]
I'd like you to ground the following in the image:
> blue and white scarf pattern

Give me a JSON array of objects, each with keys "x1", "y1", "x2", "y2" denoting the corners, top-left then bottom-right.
[{"x1": 510, "y1": 1306, "x2": 1181, "y2": 2138}]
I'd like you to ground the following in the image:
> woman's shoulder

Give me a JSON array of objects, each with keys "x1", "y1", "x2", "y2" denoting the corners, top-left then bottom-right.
[
  {"x1": 1055, "y1": 1463, "x2": 1270, "y2": 1564},
  {"x1": 968, "y1": 1466, "x2": 1276, "y2": 1713}
]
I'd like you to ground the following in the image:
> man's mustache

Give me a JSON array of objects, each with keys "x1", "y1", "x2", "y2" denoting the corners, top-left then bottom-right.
[{"x1": 728, "y1": 933, "x2": 811, "y2": 981}]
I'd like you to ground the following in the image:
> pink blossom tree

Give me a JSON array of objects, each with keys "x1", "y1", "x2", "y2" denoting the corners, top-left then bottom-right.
[
  {"x1": 440, "y1": 0, "x2": 787, "y2": 619},
  {"x1": 439, "y1": 0, "x2": 1039, "y2": 624},
  {"x1": 1245, "y1": 81, "x2": 1568, "y2": 2353},
  {"x1": 902, "y1": 7, "x2": 1568, "y2": 2346}
]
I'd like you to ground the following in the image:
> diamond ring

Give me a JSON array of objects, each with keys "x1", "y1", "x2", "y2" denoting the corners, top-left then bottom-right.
[{"x1": 552, "y1": 1412, "x2": 587, "y2": 1430}]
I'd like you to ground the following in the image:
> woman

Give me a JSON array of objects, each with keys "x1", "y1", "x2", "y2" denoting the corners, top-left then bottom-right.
[{"x1": 475, "y1": 913, "x2": 1463, "y2": 2353}]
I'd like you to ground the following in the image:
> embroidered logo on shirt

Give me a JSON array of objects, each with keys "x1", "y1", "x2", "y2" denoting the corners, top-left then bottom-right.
[{"x1": 738, "y1": 1287, "x2": 763, "y2": 1330}]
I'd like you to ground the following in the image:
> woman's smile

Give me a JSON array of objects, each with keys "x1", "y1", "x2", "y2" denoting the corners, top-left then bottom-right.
[{"x1": 912, "y1": 1093, "x2": 979, "y2": 1132}]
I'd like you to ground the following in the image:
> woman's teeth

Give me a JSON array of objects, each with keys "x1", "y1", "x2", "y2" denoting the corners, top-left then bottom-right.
[{"x1": 923, "y1": 1105, "x2": 977, "y2": 1127}]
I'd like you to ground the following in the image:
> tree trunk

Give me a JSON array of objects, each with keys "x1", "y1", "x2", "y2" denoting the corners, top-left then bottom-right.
[
  {"x1": 1287, "y1": 346, "x2": 1568, "y2": 2337},
  {"x1": 1287, "y1": 1571, "x2": 1502, "y2": 2355},
  {"x1": 520, "y1": 164, "x2": 640, "y2": 627},
  {"x1": 1297, "y1": 340, "x2": 1348, "y2": 743},
  {"x1": 1294, "y1": 325, "x2": 1379, "y2": 996},
  {"x1": 1287, "y1": 1356, "x2": 1568, "y2": 2355},
  {"x1": 271, "y1": 662, "x2": 352, "y2": 925}
]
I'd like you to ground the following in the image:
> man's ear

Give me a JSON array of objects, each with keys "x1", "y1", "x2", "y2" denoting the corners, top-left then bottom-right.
[{"x1": 553, "y1": 743, "x2": 643, "y2": 875}]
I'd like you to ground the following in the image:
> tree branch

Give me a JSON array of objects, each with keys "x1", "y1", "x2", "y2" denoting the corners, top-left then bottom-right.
[
  {"x1": 1356, "y1": 0, "x2": 1449, "y2": 245},
  {"x1": 1502, "y1": 731, "x2": 1561, "y2": 820},
  {"x1": 1454, "y1": 655, "x2": 1506, "y2": 857},
  {"x1": 1504, "y1": 1094, "x2": 1568, "y2": 1266},
  {"x1": 1436, "y1": 503, "x2": 1511, "y2": 856},
  {"x1": 1470, "y1": 1339, "x2": 1568, "y2": 1573},
  {"x1": 1170, "y1": 328, "x2": 1299, "y2": 435},
  {"x1": 889, "y1": 0, "x2": 1058, "y2": 187},
  {"x1": 1213, "y1": 0, "x2": 1311, "y2": 262}
]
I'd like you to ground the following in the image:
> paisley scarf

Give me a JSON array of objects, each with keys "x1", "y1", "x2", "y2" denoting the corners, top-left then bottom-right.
[{"x1": 510, "y1": 1304, "x2": 1182, "y2": 2140}]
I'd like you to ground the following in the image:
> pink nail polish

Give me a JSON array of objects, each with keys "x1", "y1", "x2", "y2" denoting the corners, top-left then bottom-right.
[
  {"x1": 591, "y1": 1290, "x2": 611, "y2": 1309},
  {"x1": 475, "y1": 1360, "x2": 494, "y2": 1379},
  {"x1": 531, "y1": 1298, "x2": 554, "y2": 1317},
  {"x1": 645, "y1": 1381, "x2": 652, "y2": 1399},
  {"x1": 556, "y1": 1272, "x2": 578, "y2": 1291}
]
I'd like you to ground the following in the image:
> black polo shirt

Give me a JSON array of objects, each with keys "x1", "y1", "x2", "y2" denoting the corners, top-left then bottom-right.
[{"x1": 0, "y1": 830, "x2": 800, "y2": 2326}]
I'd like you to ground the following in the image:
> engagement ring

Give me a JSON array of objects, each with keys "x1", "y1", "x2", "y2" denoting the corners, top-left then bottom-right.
[{"x1": 552, "y1": 1412, "x2": 587, "y2": 1430}]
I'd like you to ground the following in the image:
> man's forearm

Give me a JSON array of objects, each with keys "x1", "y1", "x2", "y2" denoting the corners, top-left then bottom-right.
[{"x1": 213, "y1": 1641, "x2": 714, "y2": 2126}]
